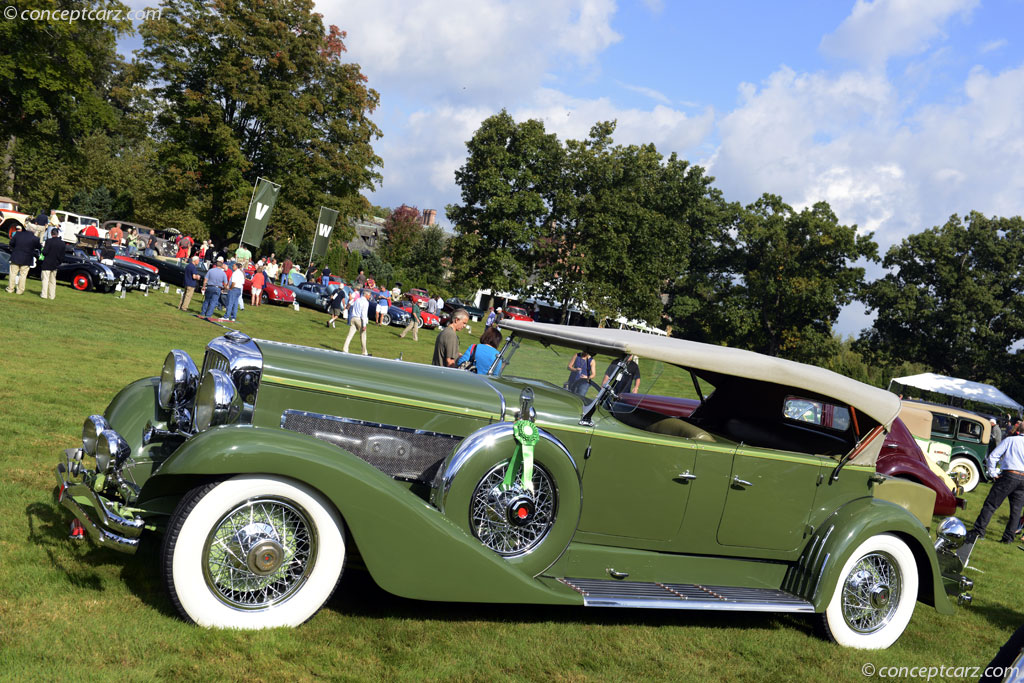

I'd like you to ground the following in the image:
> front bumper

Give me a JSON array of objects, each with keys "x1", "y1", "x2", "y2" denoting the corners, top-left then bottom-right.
[{"x1": 55, "y1": 448, "x2": 143, "y2": 554}]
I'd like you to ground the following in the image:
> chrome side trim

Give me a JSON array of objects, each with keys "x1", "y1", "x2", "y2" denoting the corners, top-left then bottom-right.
[
  {"x1": 557, "y1": 578, "x2": 815, "y2": 613},
  {"x1": 481, "y1": 378, "x2": 507, "y2": 422},
  {"x1": 433, "y1": 422, "x2": 577, "y2": 513},
  {"x1": 279, "y1": 409, "x2": 463, "y2": 441}
]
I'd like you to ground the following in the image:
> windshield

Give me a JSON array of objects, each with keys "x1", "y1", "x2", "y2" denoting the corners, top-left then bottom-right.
[{"x1": 489, "y1": 334, "x2": 665, "y2": 404}]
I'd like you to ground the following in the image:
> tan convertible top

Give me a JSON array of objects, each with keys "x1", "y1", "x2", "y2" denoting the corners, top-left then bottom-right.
[
  {"x1": 899, "y1": 402, "x2": 935, "y2": 441},
  {"x1": 499, "y1": 320, "x2": 901, "y2": 428}
]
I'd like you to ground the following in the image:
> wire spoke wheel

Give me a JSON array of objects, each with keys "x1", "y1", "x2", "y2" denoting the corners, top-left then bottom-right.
[
  {"x1": 840, "y1": 551, "x2": 901, "y2": 634},
  {"x1": 470, "y1": 461, "x2": 556, "y2": 557},
  {"x1": 201, "y1": 496, "x2": 317, "y2": 610}
]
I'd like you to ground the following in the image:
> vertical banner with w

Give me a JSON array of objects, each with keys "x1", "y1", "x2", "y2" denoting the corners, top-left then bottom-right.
[
  {"x1": 310, "y1": 206, "x2": 340, "y2": 263},
  {"x1": 239, "y1": 177, "x2": 282, "y2": 248}
]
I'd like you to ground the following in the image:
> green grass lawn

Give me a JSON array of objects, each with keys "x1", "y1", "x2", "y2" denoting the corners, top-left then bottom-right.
[{"x1": 1, "y1": 277, "x2": 1021, "y2": 682}]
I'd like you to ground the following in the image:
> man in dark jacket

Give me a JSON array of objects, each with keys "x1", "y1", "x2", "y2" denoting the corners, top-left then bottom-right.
[
  {"x1": 6, "y1": 225, "x2": 41, "y2": 295},
  {"x1": 39, "y1": 228, "x2": 65, "y2": 299}
]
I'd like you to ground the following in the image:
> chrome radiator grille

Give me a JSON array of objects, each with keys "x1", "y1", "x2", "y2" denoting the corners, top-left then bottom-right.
[
  {"x1": 281, "y1": 410, "x2": 462, "y2": 483},
  {"x1": 202, "y1": 351, "x2": 230, "y2": 376}
]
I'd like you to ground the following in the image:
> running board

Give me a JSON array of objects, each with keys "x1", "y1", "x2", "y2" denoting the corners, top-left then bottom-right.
[{"x1": 558, "y1": 578, "x2": 815, "y2": 613}]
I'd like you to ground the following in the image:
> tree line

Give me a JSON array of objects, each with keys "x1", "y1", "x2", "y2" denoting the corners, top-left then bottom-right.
[{"x1": 440, "y1": 111, "x2": 1024, "y2": 400}]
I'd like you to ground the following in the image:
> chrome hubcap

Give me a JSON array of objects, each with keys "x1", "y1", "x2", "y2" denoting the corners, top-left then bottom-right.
[
  {"x1": 841, "y1": 551, "x2": 900, "y2": 634},
  {"x1": 470, "y1": 462, "x2": 556, "y2": 557},
  {"x1": 202, "y1": 497, "x2": 317, "y2": 610}
]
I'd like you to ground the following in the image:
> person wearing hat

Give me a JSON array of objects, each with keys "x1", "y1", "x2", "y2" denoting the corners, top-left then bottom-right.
[
  {"x1": 199, "y1": 257, "x2": 228, "y2": 319},
  {"x1": 990, "y1": 418, "x2": 1003, "y2": 452}
]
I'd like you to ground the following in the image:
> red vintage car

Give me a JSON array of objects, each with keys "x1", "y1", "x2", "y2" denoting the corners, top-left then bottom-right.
[
  {"x1": 396, "y1": 300, "x2": 440, "y2": 328},
  {"x1": 407, "y1": 288, "x2": 431, "y2": 306},
  {"x1": 617, "y1": 392, "x2": 963, "y2": 516},
  {"x1": 243, "y1": 272, "x2": 295, "y2": 305},
  {"x1": 504, "y1": 305, "x2": 534, "y2": 321},
  {"x1": 75, "y1": 235, "x2": 160, "y2": 274}
]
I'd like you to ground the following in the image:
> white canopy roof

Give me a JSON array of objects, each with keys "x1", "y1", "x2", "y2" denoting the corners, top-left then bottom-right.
[
  {"x1": 891, "y1": 373, "x2": 1023, "y2": 412},
  {"x1": 499, "y1": 320, "x2": 901, "y2": 428}
]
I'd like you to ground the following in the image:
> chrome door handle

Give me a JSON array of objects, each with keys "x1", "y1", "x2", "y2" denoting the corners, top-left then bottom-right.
[
  {"x1": 675, "y1": 470, "x2": 697, "y2": 481},
  {"x1": 732, "y1": 476, "x2": 753, "y2": 487}
]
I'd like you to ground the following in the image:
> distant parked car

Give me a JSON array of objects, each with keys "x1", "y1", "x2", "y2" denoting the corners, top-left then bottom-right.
[
  {"x1": 282, "y1": 279, "x2": 335, "y2": 311},
  {"x1": 243, "y1": 272, "x2": 295, "y2": 305},
  {"x1": 395, "y1": 300, "x2": 440, "y2": 328},
  {"x1": 917, "y1": 402, "x2": 993, "y2": 493},
  {"x1": 504, "y1": 306, "x2": 534, "y2": 322},
  {"x1": 0, "y1": 243, "x2": 118, "y2": 292},
  {"x1": 0, "y1": 196, "x2": 34, "y2": 238},
  {"x1": 136, "y1": 254, "x2": 207, "y2": 288},
  {"x1": 407, "y1": 288, "x2": 431, "y2": 306},
  {"x1": 444, "y1": 296, "x2": 485, "y2": 322}
]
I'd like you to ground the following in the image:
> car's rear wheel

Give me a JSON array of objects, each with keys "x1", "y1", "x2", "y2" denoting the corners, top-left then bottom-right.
[
  {"x1": 948, "y1": 457, "x2": 981, "y2": 492},
  {"x1": 819, "y1": 533, "x2": 918, "y2": 649},
  {"x1": 72, "y1": 273, "x2": 92, "y2": 291},
  {"x1": 162, "y1": 475, "x2": 345, "y2": 629}
]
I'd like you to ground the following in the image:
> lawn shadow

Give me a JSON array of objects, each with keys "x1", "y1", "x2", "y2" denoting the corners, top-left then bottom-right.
[
  {"x1": 972, "y1": 602, "x2": 1024, "y2": 631},
  {"x1": 326, "y1": 569, "x2": 805, "y2": 636},
  {"x1": 25, "y1": 501, "x2": 105, "y2": 591}
]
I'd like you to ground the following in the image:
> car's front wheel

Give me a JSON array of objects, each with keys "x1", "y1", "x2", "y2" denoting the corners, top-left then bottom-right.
[
  {"x1": 381, "y1": 312, "x2": 391, "y2": 326},
  {"x1": 72, "y1": 272, "x2": 92, "y2": 291},
  {"x1": 947, "y1": 456, "x2": 981, "y2": 492},
  {"x1": 820, "y1": 533, "x2": 918, "y2": 649},
  {"x1": 162, "y1": 475, "x2": 345, "y2": 629}
]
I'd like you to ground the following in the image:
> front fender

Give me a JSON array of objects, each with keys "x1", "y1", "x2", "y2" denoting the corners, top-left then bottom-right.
[
  {"x1": 138, "y1": 425, "x2": 579, "y2": 606},
  {"x1": 782, "y1": 497, "x2": 954, "y2": 615}
]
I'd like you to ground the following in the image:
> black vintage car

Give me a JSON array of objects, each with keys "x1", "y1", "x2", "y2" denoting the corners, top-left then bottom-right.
[
  {"x1": 0, "y1": 243, "x2": 118, "y2": 292},
  {"x1": 444, "y1": 296, "x2": 486, "y2": 321},
  {"x1": 135, "y1": 254, "x2": 206, "y2": 288},
  {"x1": 73, "y1": 236, "x2": 162, "y2": 292}
]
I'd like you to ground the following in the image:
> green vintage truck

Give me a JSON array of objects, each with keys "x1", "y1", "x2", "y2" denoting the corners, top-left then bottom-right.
[{"x1": 55, "y1": 320, "x2": 972, "y2": 649}]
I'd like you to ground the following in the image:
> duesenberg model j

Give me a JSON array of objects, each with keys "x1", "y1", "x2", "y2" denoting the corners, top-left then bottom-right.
[{"x1": 55, "y1": 320, "x2": 972, "y2": 648}]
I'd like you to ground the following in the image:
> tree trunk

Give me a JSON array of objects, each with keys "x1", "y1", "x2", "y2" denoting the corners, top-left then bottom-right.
[{"x1": 3, "y1": 135, "x2": 16, "y2": 192}]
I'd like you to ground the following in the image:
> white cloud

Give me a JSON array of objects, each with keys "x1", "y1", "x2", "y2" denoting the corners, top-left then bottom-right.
[
  {"x1": 820, "y1": 0, "x2": 979, "y2": 66},
  {"x1": 980, "y1": 38, "x2": 1008, "y2": 54},
  {"x1": 317, "y1": 0, "x2": 621, "y2": 103},
  {"x1": 708, "y1": 61, "x2": 1024, "y2": 255},
  {"x1": 617, "y1": 81, "x2": 672, "y2": 104}
]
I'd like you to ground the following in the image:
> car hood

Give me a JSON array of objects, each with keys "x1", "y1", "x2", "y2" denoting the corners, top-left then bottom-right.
[{"x1": 255, "y1": 340, "x2": 585, "y2": 428}]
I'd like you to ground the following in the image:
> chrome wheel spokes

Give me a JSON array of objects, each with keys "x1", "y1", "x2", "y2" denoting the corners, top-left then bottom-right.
[
  {"x1": 470, "y1": 462, "x2": 556, "y2": 557},
  {"x1": 841, "y1": 551, "x2": 901, "y2": 634},
  {"x1": 202, "y1": 497, "x2": 317, "y2": 610}
]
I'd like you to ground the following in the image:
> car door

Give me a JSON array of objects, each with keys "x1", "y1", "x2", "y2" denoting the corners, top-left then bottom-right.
[
  {"x1": 576, "y1": 416, "x2": 698, "y2": 549},
  {"x1": 714, "y1": 445, "x2": 821, "y2": 552}
]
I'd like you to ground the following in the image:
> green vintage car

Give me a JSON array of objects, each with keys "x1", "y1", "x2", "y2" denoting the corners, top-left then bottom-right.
[
  {"x1": 922, "y1": 404, "x2": 993, "y2": 493},
  {"x1": 55, "y1": 320, "x2": 972, "y2": 648}
]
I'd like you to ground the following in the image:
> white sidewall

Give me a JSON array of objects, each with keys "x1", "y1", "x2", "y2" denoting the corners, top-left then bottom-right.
[
  {"x1": 824, "y1": 533, "x2": 918, "y2": 649},
  {"x1": 171, "y1": 475, "x2": 344, "y2": 629},
  {"x1": 948, "y1": 457, "x2": 981, "y2": 492}
]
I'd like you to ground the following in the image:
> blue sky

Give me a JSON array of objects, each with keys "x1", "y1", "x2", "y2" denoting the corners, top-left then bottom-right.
[{"x1": 120, "y1": 0, "x2": 1024, "y2": 333}]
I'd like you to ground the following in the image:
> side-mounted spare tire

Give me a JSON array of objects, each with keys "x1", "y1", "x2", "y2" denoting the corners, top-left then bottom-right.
[{"x1": 432, "y1": 422, "x2": 581, "y2": 577}]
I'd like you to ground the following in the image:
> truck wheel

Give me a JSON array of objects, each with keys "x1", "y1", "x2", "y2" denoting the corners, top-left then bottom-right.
[
  {"x1": 947, "y1": 457, "x2": 981, "y2": 493},
  {"x1": 819, "y1": 533, "x2": 918, "y2": 649},
  {"x1": 162, "y1": 475, "x2": 345, "y2": 628}
]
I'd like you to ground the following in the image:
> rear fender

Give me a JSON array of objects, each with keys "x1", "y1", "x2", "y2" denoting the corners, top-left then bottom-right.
[
  {"x1": 782, "y1": 497, "x2": 953, "y2": 615},
  {"x1": 138, "y1": 425, "x2": 578, "y2": 605}
]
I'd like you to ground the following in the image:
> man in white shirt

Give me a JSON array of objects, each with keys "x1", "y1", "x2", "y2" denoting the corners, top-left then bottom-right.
[
  {"x1": 224, "y1": 262, "x2": 246, "y2": 322},
  {"x1": 343, "y1": 289, "x2": 372, "y2": 355},
  {"x1": 966, "y1": 434, "x2": 1024, "y2": 543}
]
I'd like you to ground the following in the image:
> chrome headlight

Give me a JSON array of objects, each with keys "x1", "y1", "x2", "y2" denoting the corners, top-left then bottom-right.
[
  {"x1": 194, "y1": 369, "x2": 242, "y2": 431},
  {"x1": 95, "y1": 429, "x2": 130, "y2": 474},
  {"x1": 937, "y1": 517, "x2": 967, "y2": 550},
  {"x1": 82, "y1": 414, "x2": 110, "y2": 455},
  {"x1": 159, "y1": 350, "x2": 200, "y2": 410}
]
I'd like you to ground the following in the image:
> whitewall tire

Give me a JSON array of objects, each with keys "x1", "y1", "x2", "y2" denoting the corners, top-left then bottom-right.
[
  {"x1": 947, "y1": 457, "x2": 981, "y2": 493},
  {"x1": 162, "y1": 475, "x2": 345, "y2": 629},
  {"x1": 820, "y1": 533, "x2": 918, "y2": 649}
]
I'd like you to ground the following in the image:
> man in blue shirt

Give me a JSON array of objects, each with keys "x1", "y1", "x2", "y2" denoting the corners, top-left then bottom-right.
[
  {"x1": 179, "y1": 256, "x2": 202, "y2": 311},
  {"x1": 966, "y1": 434, "x2": 1024, "y2": 543},
  {"x1": 199, "y1": 258, "x2": 228, "y2": 320}
]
